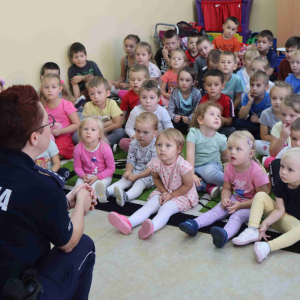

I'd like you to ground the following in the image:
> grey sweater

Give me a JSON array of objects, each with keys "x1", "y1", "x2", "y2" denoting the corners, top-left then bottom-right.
[{"x1": 167, "y1": 87, "x2": 201, "y2": 121}]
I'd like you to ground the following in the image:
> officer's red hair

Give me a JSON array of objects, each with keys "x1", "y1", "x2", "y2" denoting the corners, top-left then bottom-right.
[{"x1": 0, "y1": 85, "x2": 44, "y2": 150}]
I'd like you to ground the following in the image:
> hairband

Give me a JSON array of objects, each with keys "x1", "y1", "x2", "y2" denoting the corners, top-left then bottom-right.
[
  {"x1": 0, "y1": 77, "x2": 5, "y2": 86},
  {"x1": 247, "y1": 137, "x2": 253, "y2": 148},
  {"x1": 61, "y1": 80, "x2": 64, "y2": 84}
]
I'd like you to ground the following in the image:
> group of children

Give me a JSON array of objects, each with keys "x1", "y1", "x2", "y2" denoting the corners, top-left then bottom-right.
[{"x1": 2, "y1": 16, "x2": 300, "y2": 264}]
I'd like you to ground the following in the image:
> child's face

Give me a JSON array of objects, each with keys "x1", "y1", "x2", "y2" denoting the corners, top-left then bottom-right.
[
  {"x1": 281, "y1": 106, "x2": 300, "y2": 127},
  {"x1": 42, "y1": 78, "x2": 63, "y2": 101},
  {"x1": 197, "y1": 41, "x2": 213, "y2": 59},
  {"x1": 140, "y1": 90, "x2": 159, "y2": 112},
  {"x1": 124, "y1": 38, "x2": 137, "y2": 57},
  {"x1": 81, "y1": 119, "x2": 100, "y2": 144},
  {"x1": 257, "y1": 36, "x2": 272, "y2": 53},
  {"x1": 71, "y1": 51, "x2": 87, "y2": 68},
  {"x1": 135, "y1": 121, "x2": 157, "y2": 147},
  {"x1": 250, "y1": 61, "x2": 266, "y2": 76},
  {"x1": 156, "y1": 136, "x2": 179, "y2": 165},
  {"x1": 88, "y1": 84, "x2": 110, "y2": 108},
  {"x1": 187, "y1": 37, "x2": 199, "y2": 53},
  {"x1": 197, "y1": 106, "x2": 221, "y2": 130},
  {"x1": 285, "y1": 46, "x2": 298, "y2": 61},
  {"x1": 222, "y1": 20, "x2": 238, "y2": 39},
  {"x1": 170, "y1": 52, "x2": 186, "y2": 70},
  {"x1": 204, "y1": 76, "x2": 225, "y2": 99},
  {"x1": 270, "y1": 87, "x2": 289, "y2": 113},
  {"x1": 218, "y1": 55, "x2": 237, "y2": 74},
  {"x1": 129, "y1": 71, "x2": 147, "y2": 93},
  {"x1": 163, "y1": 37, "x2": 180, "y2": 53},
  {"x1": 207, "y1": 60, "x2": 218, "y2": 70},
  {"x1": 136, "y1": 47, "x2": 151, "y2": 66},
  {"x1": 228, "y1": 140, "x2": 254, "y2": 166},
  {"x1": 279, "y1": 157, "x2": 300, "y2": 187},
  {"x1": 249, "y1": 80, "x2": 268, "y2": 98},
  {"x1": 178, "y1": 71, "x2": 194, "y2": 93},
  {"x1": 290, "y1": 55, "x2": 300, "y2": 74},
  {"x1": 291, "y1": 130, "x2": 300, "y2": 148}
]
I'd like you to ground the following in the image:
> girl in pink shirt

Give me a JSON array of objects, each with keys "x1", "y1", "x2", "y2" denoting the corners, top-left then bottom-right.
[
  {"x1": 40, "y1": 73, "x2": 80, "y2": 159},
  {"x1": 73, "y1": 116, "x2": 115, "y2": 202},
  {"x1": 108, "y1": 128, "x2": 198, "y2": 240},
  {"x1": 179, "y1": 131, "x2": 270, "y2": 248}
]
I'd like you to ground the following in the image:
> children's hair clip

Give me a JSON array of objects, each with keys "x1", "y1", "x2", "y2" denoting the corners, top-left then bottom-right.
[
  {"x1": 0, "y1": 77, "x2": 5, "y2": 86},
  {"x1": 61, "y1": 80, "x2": 64, "y2": 84},
  {"x1": 247, "y1": 137, "x2": 253, "y2": 148}
]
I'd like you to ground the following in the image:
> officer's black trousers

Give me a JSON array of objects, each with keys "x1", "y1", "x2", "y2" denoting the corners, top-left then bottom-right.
[{"x1": 38, "y1": 234, "x2": 95, "y2": 300}]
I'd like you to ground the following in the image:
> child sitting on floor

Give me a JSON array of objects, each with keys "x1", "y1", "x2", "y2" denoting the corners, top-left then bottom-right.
[
  {"x1": 256, "y1": 30, "x2": 278, "y2": 79},
  {"x1": 68, "y1": 42, "x2": 103, "y2": 100},
  {"x1": 185, "y1": 32, "x2": 201, "y2": 67},
  {"x1": 40, "y1": 73, "x2": 80, "y2": 159},
  {"x1": 218, "y1": 51, "x2": 245, "y2": 110},
  {"x1": 73, "y1": 116, "x2": 115, "y2": 202},
  {"x1": 236, "y1": 48, "x2": 260, "y2": 87},
  {"x1": 256, "y1": 82, "x2": 293, "y2": 156},
  {"x1": 110, "y1": 34, "x2": 140, "y2": 96},
  {"x1": 96, "y1": 113, "x2": 158, "y2": 206},
  {"x1": 235, "y1": 71, "x2": 271, "y2": 140},
  {"x1": 213, "y1": 16, "x2": 241, "y2": 63},
  {"x1": 180, "y1": 131, "x2": 270, "y2": 249},
  {"x1": 160, "y1": 49, "x2": 187, "y2": 103},
  {"x1": 120, "y1": 80, "x2": 173, "y2": 152},
  {"x1": 108, "y1": 128, "x2": 198, "y2": 239},
  {"x1": 167, "y1": 66, "x2": 201, "y2": 134},
  {"x1": 285, "y1": 49, "x2": 300, "y2": 94},
  {"x1": 135, "y1": 42, "x2": 161, "y2": 84},
  {"x1": 155, "y1": 29, "x2": 180, "y2": 75},
  {"x1": 278, "y1": 36, "x2": 300, "y2": 81},
  {"x1": 80, "y1": 77, "x2": 126, "y2": 151},
  {"x1": 232, "y1": 148, "x2": 300, "y2": 263},
  {"x1": 198, "y1": 69, "x2": 235, "y2": 138},
  {"x1": 186, "y1": 101, "x2": 228, "y2": 199},
  {"x1": 120, "y1": 65, "x2": 150, "y2": 121}
]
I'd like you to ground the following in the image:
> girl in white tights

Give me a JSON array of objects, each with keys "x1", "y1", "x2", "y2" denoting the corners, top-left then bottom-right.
[{"x1": 108, "y1": 128, "x2": 198, "y2": 239}]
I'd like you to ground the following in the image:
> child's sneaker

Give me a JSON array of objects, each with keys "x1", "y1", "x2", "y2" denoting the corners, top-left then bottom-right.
[
  {"x1": 179, "y1": 219, "x2": 199, "y2": 236},
  {"x1": 114, "y1": 186, "x2": 128, "y2": 207},
  {"x1": 108, "y1": 212, "x2": 132, "y2": 235},
  {"x1": 254, "y1": 242, "x2": 270, "y2": 263},
  {"x1": 206, "y1": 184, "x2": 221, "y2": 199},
  {"x1": 210, "y1": 226, "x2": 228, "y2": 248},
  {"x1": 113, "y1": 144, "x2": 118, "y2": 153},
  {"x1": 138, "y1": 219, "x2": 154, "y2": 239},
  {"x1": 232, "y1": 228, "x2": 259, "y2": 246},
  {"x1": 74, "y1": 95, "x2": 86, "y2": 109},
  {"x1": 95, "y1": 182, "x2": 109, "y2": 203}
]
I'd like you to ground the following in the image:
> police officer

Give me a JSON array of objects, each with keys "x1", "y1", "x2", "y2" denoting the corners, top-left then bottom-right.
[{"x1": 0, "y1": 85, "x2": 97, "y2": 299}]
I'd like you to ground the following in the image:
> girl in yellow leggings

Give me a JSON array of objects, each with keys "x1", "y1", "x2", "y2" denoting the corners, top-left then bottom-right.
[{"x1": 232, "y1": 148, "x2": 300, "y2": 262}]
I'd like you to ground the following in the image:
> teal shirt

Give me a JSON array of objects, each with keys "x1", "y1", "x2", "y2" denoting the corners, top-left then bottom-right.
[
  {"x1": 222, "y1": 73, "x2": 245, "y2": 102},
  {"x1": 187, "y1": 128, "x2": 227, "y2": 167},
  {"x1": 178, "y1": 90, "x2": 193, "y2": 116}
]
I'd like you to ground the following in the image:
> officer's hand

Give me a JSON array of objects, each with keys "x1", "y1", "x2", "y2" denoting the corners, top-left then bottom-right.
[
  {"x1": 67, "y1": 183, "x2": 97, "y2": 209},
  {"x1": 76, "y1": 188, "x2": 95, "y2": 214}
]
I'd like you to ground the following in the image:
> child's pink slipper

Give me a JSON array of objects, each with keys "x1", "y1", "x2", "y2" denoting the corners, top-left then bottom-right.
[
  {"x1": 108, "y1": 212, "x2": 132, "y2": 235},
  {"x1": 138, "y1": 219, "x2": 154, "y2": 239}
]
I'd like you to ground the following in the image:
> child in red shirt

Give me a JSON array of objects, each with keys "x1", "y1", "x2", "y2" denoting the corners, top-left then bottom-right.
[
  {"x1": 185, "y1": 32, "x2": 201, "y2": 68},
  {"x1": 198, "y1": 69, "x2": 235, "y2": 137}
]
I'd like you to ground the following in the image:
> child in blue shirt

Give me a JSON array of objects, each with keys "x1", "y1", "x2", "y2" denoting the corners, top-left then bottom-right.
[
  {"x1": 233, "y1": 71, "x2": 271, "y2": 139},
  {"x1": 257, "y1": 30, "x2": 278, "y2": 81},
  {"x1": 285, "y1": 49, "x2": 300, "y2": 94}
]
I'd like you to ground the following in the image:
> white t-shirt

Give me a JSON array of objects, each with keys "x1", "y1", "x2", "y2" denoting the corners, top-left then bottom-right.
[{"x1": 35, "y1": 140, "x2": 59, "y2": 170}]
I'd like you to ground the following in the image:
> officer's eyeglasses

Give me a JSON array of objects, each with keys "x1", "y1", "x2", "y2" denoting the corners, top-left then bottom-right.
[{"x1": 35, "y1": 115, "x2": 56, "y2": 131}]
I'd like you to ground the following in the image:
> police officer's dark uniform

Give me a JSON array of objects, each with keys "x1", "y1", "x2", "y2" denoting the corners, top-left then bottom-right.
[{"x1": 0, "y1": 146, "x2": 95, "y2": 299}]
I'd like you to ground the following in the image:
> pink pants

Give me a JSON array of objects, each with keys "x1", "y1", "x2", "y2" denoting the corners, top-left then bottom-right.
[{"x1": 119, "y1": 138, "x2": 133, "y2": 152}]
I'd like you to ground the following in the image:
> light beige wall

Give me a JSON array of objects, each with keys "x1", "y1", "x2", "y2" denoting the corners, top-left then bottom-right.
[
  {"x1": 1, "y1": 0, "x2": 196, "y2": 91},
  {"x1": 249, "y1": 0, "x2": 278, "y2": 38},
  {"x1": 1, "y1": 0, "x2": 278, "y2": 92}
]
